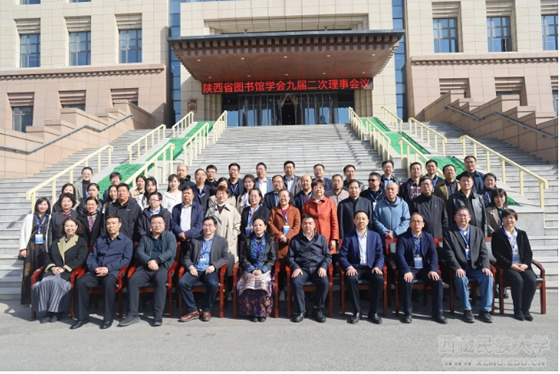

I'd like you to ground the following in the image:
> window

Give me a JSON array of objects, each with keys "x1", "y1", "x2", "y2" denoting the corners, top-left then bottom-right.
[
  {"x1": 69, "y1": 31, "x2": 91, "y2": 66},
  {"x1": 542, "y1": 14, "x2": 558, "y2": 50},
  {"x1": 20, "y1": 0, "x2": 40, "y2": 4},
  {"x1": 20, "y1": 34, "x2": 40, "y2": 67},
  {"x1": 553, "y1": 90, "x2": 558, "y2": 116},
  {"x1": 12, "y1": 106, "x2": 33, "y2": 133},
  {"x1": 487, "y1": 16, "x2": 512, "y2": 52},
  {"x1": 433, "y1": 18, "x2": 459, "y2": 53},
  {"x1": 119, "y1": 29, "x2": 142, "y2": 63}
]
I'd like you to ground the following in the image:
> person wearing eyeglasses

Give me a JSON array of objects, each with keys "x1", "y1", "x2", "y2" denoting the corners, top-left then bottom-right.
[{"x1": 135, "y1": 192, "x2": 172, "y2": 241}]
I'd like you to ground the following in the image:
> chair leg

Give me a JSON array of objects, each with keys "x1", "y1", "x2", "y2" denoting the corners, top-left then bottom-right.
[
  {"x1": 118, "y1": 292, "x2": 123, "y2": 319},
  {"x1": 328, "y1": 285, "x2": 333, "y2": 318},
  {"x1": 286, "y1": 285, "x2": 291, "y2": 317},
  {"x1": 540, "y1": 282, "x2": 546, "y2": 314},
  {"x1": 177, "y1": 289, "x2": 183, "y2": 317},
  {"x1": 274, "y1": 281, "x2": 279, "y2": 318},
  {"x1": 232, "y1": 287, "x2": 237, "y2": 319},
  {"x1": 449, "y1": 282, "x2": 455, "y2": 315},
  {"x1": 499, "y1": 283, "x2": 505, "y2": 314},
  {"x1": 394, "y1": 283, "x2": 399, "y2": 316},
  {"x1": 167, "y1": 288, "x2": 173, "y2": 318},
  {"x1": 219, "y1": 285, "x2": 224, "y2": 318},
  {"x1": 340, "y1": 277, "x2": 345, "y2": 315},
  {"x1": 383, "y1": 284, "x2": 388, "y2": 317}
]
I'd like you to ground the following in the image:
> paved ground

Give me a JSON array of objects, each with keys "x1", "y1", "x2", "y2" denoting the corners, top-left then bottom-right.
[{"x1": 1, "y1": 289, "x2": 557, "y2": 371}]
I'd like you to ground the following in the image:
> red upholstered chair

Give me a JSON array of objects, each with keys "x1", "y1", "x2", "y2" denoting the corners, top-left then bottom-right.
[
  {"x1": 286, "y1": 264, "x2": 334, "y2": 318},
  {"x1": 496, "y1": 259, "x2": 546, "y2": 315},
  {"x1": 176, "y1": 263, "x2": 228, "y2": 318},
  {"x1": 232, "y1": 260, "x2": 280, "y2": 318},
  {"x1": 339, "y1": 263, "x2": 388, "y2": 317}
]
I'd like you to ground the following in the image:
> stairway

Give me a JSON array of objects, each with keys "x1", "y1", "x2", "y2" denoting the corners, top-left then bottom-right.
[
  {"x1": 0, "y1": 129, "x2": 155, "y2": 301},
  {"x1": 404, "y1": 121, "x2": 558, "y2": 288}
]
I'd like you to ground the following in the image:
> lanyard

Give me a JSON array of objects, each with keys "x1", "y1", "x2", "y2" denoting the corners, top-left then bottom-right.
[
  {"x1": 369, "y1": 190, "x2": 379, "y2": 202},
  {"x1": 459, "y1": 227, "x2": 470, "y2": 248},
  {"x1": 255, "y1": 240, "x2": 263, "y2": 259},
  {"x1": 230, "y1": 183, "x2": 238, "y2": 195},
  {"x1": 502, "y1": 227, "x2": 518, "y2": 252},
  {"x1": 414, "y1": 236, "x2": 422, "y2": 256},
  {"x1": 432, "y1": 176, "x2": 439, "y2": 188},
  {"x1": 35, "y1": 214, "x2": 47, "y2": 234},
  {"x1": 280, "y1": 208, "x2": 289, "y2": 224},
  {"x1": 196, "y1": 188, "x2": 205, "y2": 199}
]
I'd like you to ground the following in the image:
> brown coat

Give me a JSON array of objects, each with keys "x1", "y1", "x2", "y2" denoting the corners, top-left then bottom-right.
[
  {"x1": 268, "y1": 205, "x2": 301, "y2": 261},
  {"x1": 302, "y1": 197, "x2": 339, "y2": 253}
]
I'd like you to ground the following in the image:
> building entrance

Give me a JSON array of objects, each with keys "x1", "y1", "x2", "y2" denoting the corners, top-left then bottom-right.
[{"x1": 223, "y1": 91, "x2": 353, "y2": 126}]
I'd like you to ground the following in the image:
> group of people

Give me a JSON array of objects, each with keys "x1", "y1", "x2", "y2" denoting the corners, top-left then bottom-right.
[{"x1": 21, "y1": 155, "x2": 538, "y2": 328}]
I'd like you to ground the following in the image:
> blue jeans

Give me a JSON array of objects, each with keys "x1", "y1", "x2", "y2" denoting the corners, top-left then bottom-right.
[{"x1": 453, "y1": 267, "x2": 493, "y2": 312}]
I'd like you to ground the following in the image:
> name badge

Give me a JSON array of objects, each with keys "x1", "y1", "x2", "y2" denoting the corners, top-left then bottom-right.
[
  {"x1": 282, "y1": 225, "x2": 290, "y2": 235},
  {"x1": 413, "y1": 255, "x2": 423, "y2": 269},
  {"x1": 465, "y1": 246, "x2": 471, "y2": 260},
  {"x1": 512, "y1": 253, "x2": 520, "y2": 263},
  {"x1": 196, "y1": 256, "x2": 208, "y2": 269},
  {"x1": 34, "y1": 234, "x2": 44, "y2": 245},
  {"x1": 245, "y1": 227, "x2": 253, "y2": 237},
  {"x1": 372, "y1": 201, "x2": 377, "y2": 210}
]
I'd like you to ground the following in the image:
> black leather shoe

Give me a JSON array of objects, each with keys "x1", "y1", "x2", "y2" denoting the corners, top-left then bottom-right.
[
  {"x1": 432, "y1": 314, "x2": 448, "y2": 324},
  {"x1": 100, "y1": 320, "x2": 113, "y2": 329},
  {"x1": 291, "y1": 312, "x2": 304, "y2": 323},
  {"x1": 523, "y1": 310, "x2": 533, "y2": 321},
  {"x1": 258, "y1": 317, "x2": 266, "y2": 323},
  {"x1": 368, "y1": 313, "x2": 382, "y2": 324},
  {"x1": 479, "y1": 311, "x2": 493, "y2": 323},
  {"x1": 250, "y1": 316, "x2": 258, "y2": 323},
  {"x1": 348, "y1": 313, "x2": 360, "y2": 324},
  {"x1": 463, "y1": 310, "x2": 475, "y2": 323},
  {"x1": 118, "y1": 315, "x2": 139, "y2": 327},
  {"x1": 513, "y1": 312, "x2": 525, "y2": 321},
  {"x1": 401, "y1": 314, "x2": 412, "y2": 324},
  {"x1": 152, "y1": 317, "x2": 163, "y2": 327},
  {"x1": 312, "y1": 308, "x2": 326, "y2": 323},
  {"x1": 70, "y1": 320, "x2": 89, "y2": 330}
]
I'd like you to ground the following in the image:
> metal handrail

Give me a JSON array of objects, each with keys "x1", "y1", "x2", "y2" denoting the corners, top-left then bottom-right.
[
  {"x1": 127, "y1": 124, "x2": 167, "y2": 163},
  {"x1": 408, "y1": 117, "x2": 448, "y2": 156},
  {"x1": 348, "y1": 107, "x2": 366, "y2": 139},
  {"x1": 460, "y1": 135, "x2": 549, "y2": 209},
  {"x1": 364, "y1": 118, "x2": 392, "y2": 161},
  {"x1": 25, "y1": 145, "x2": 113, "y2": 209},
  {"x1": 445, "y1": 104, "x2": 557, "y2": 138},
  {"x1": 0, "y1": 114, "x2": 132, "y2": 154},
  {"x1": 124, "y1": 143, "x2": 176, "y2": 190},
  {"x1": 212, "y1": 110, "x2": 227, "y2": 143},
  {"x1": 380, "y1": 106, "x2": 403, "y2": 131},
  {"x1": 171, "y1": 111, "x2": 195, "y2": 138},
  {"x1": 182, "y1": 123, "x2": 210, "y2": 166},
  {"x1": 398, "y1": 137, "x2": 431, "y2": 174}
]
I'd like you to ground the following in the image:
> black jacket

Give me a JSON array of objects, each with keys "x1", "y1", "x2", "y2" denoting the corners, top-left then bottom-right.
[
  {"x1": 410, "y1": 194, "x2": 448, "y2": 239},
  {"x1": 106, "y1": 198, "x2": 142, "y2": 240}
]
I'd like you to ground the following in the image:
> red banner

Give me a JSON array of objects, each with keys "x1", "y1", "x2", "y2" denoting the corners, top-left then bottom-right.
[{"x1": 202, "y1": 78, "x2": 373, "y2": 95}]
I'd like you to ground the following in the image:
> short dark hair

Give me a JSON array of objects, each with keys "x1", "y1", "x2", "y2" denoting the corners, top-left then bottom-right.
[
  {"x1": 149, "y1": 214, "x2": 165, "y2": 223},
  {"x1": 243, "y1": 174, "x2": 256, "y2": 184},
  {"x1": 501, "y1": 208, "x2": 518, "y2": 221},
  {"x1": 248, "y1": 187, "x2": 263, "y2": 199},
  {"x1": 454, "y1": 206, "x2": 470, "y2": 216},
  {"x1": 382, "y1": 160, "x2": 394, "y2": 167},
  {"x1": 272, "y1": 174, "x2": 283, "y2": 182},
  {"x1": 61, "y1": 183, "x2": 76, "y2": 195},
  {"x1": 228, "y1": 162, "x2": 240, "y2": 171},
  {"x1": 313, "y1": 163, "x2": 325, "y2": 170},
  {"x1": 283, "y1": 161, "x2": 295, "y2": 168},
  {"x1": 168, "y1": 174, "x2": 179, "y2": 183},
  {"x1": 59, "y1": 192, "x2": 76, "y2": 207},
  {"x1": 215, "y1": 185, "x2": 229, "y2": 195},
  {"x1": 117, "y1": 183, "x2": 130, "y2": 191},
  {"x1": 419, "y1": 176, "x2": 432, "y2": 184},
  {"x1": 110, "y1": 171, "x2": 122, "y2": 181},
  {"x1": 61, "y1": 216, "x2": 83, "y2": 236},
  {"x1": 87, "y1": 182, "x2": 100, "y2": 192},
  {"x1": 353, "y1": 210, "x2": 369, "y2": 219},
  {"x1": 346, "y1": 179, "x2": 360, "y2": 188},
  {"x1": 490, "y1": 188, "x2": 508, "y2": 207},
  {"x1": 33, "y1": 197, "x2": 51, "y2": 214},
  {"x1": 442, "y1": 164, "x2": 456, "y2": 173},
  {"x1": 256, "y1": 162, "x2": 267, "y2": 170},
  {"x1": 464, "y1": 155, "x2": 477, "y2": 162},
  {"x1": 84, "y1": 196, "x2": 99, "y2": 205},
  {"x1": 206, "y1": 164, "x2": 217, "y2": 172},
  {"x1": 369, "y1": 172, "x2": 382, "y2": 179},
  {"x1": 343, "y1": 164, "x2": 356, "y2": 173},
  {"x1": 410, "y1": 162, "x2": 422, "y2": 171},
  {"x1": 181, "y1": 185, "x2": 195, "y2": 193},
  {"x1": 311, "y1": 179, "x2": 326, "y2": 189},
  {"x1": 149, "y1": 191, "x2": 163, "y2": 201},
  {"x1": 458, "y1": 171, "x2": 473, "y2": 180},
  {"x1": 331, "y1": 173, "x2": 343, "y2": 181},
  {"x1": 410, "y1": 212, "x2": 424, "y2": 221},
  {"x1": 203, "y1": 216, "x2": 217, "y2": 225},
  {"x1": 135, "y1": 175, "x2": 147, "y2": 184},
  {"x1": 81, "y1": 166, "x2": 93, "y2": 174},
  {"x1": 195, "y1": 168, "x2": 206, "y2": 176},
  {"x1": 105, "y1": 214, "x2": 121, "y2": 223},
  {"x1": 425, "y1": 159, "x2": 438, "y2": 167},
  {"x1": 301, "y1": 213, "x2": 316, "y2": 222}
]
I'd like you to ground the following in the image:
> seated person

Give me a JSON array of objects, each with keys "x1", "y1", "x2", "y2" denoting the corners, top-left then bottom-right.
[
  {"x1": 118, "y1": 215, "x2": 176, "y2": 327},
  {"x1": 443, "y1": 207, "x2": 493, "y2": 324},
  {"x1": 32, "y1": 217, "x2": 88, "y2": 323},
  {"x1": 237, "y1": 218, "x2": 277, "y2": 322},
  {"x1": 239, "y1": 188, "x2": 271, "y2": 245},
  {"x1": 286, "y1": 214, "x2": 332, "y2": 323},
  {"x1": 178, "y1": 217, "x2": 229, "y2": 323},
  {"x1": 71, "y1": 215, "x2": 133, "y2": 330},
  {"x1": 339, "y1": 211, "x2": 384, "y2": 325},
  {"x1": 395, "y1": 212, "x2": 447, "y2": 324}
]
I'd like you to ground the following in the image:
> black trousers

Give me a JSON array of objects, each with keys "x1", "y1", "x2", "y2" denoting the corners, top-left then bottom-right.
[
  {"x1": 75, "y1": 273, "x2": 117, "y2": 322},
  {"x1": 400, "y1": 268, "x2": 443, "y2": 316},
  {"x1": 291, "y1": 268, "x2": 329, "y2": 314},
  {"x1": 127, "y1": 267, "x2": 168, "y2": 317},
  {"x1": 345, "y1": 266, "x2": 383, "y2": 315},
  {"x1": 178, "y1": 270, "x2": 219, "y2": 313},
  {"x1": 503, "y1": 267, "x2": 537, "y2": 313}
]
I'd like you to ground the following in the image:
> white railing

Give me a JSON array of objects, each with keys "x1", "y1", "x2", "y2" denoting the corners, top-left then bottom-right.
[
  {"x1": 408, "y1": 117, "x2": 448, "y2": 156},
  {"x1": 212, "y1": 110, "x2": 227, "y2": 143},
  {"x1": 124, "y1": 143, "x2": 176, "y2": 190},
  {"x1": 127, "y1": 124, "x2": 166, "y2": 163},
  {"x1": 182, "y1": 123, "x2": 211, "y2": 166},
  {"x1": 460, "y1": 135, "x2": 549, "y2": 209},
  {"x1": 171, "y1": 111, "x2": 195, "y2": 138},
  {"x1": 380, "y1": 106, "x2": 403, "y2": 131},
  {"x1": 364, "y1": 118, "x2": 392, "y2": 161},
  {"x1": 26, "y1": 146, "x2": 113, "y2": 209},
  {"x1": 348, "y1": 107, "x2": 366, "y2": 139}
]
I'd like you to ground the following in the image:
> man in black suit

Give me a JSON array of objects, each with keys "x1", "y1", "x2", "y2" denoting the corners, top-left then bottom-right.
[
  {"x1": 283, "y1": 160, "x2": 302, "y2": 196},
  {"x1": 263, "y1": 175, "x2": 285, "y2": 210},
  {"x1": 71, "y1": 215, "x2": 133, "y2": 330},
  {"x1": 286, "y1": 214, "x2": 332, "y2": 323},
  {"x1": 337, "y1": 179, "x2": 374, "y2": 240},
  {"x1": 178, "y1": 216, "x2": 229, "y2": 323},
  {"x1": 448, "y1": 172, "x2": 487, "y2": 235},
  {"x1": 410, "y1": 176, "x2": 448, "y2": 239},
  {"x1": 395, "y1": 212, "x2": 447, "y2": 324},
  {"x1": 227, "y1": 162, "x2": 244, "y2": 199},
  {"x1": 444, "y1": 207, "x2": 493, "y2": 324},
  {"x1": 339, "y1": 211, "x2": 384, "y2": 325},
  {"x1": 106, "y1": 183, "x2": 142, "y2": 240}
]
